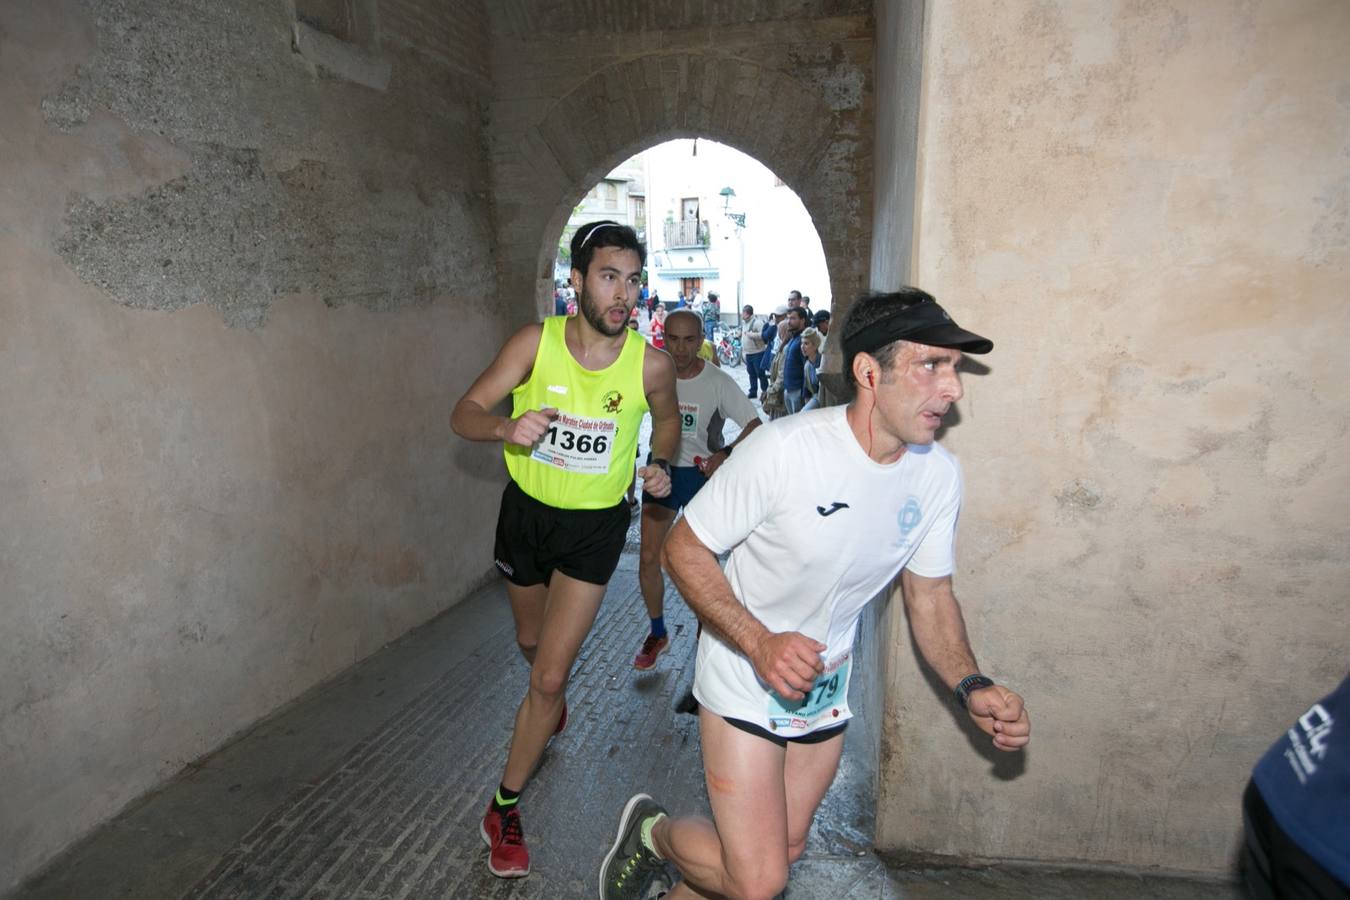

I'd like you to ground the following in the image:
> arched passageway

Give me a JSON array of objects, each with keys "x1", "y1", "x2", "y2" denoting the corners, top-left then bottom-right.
[
  {"x1": 557, "y1": 137, "x2": 832, "y2": 320},
  {"x1": 488, "y1": 42, "x2": 875, "y2": 329}
]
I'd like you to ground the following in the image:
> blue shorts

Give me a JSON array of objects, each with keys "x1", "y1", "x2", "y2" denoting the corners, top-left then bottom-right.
[{"x1": 641, "y1": 460, "x2": 706, "y2": 511}]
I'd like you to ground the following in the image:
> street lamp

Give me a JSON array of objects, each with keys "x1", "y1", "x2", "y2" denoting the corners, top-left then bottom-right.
[
  {"x1": 718, "y1": 186, "x2": 747, "y2": 307},
  {"x1": 720, "y1": 186, "x2": 745, "y2": 229}
]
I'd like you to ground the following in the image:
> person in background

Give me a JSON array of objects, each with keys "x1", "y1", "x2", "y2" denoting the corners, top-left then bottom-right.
[
  {"x1": 632, "y1": 310, "x2": 761, "y2": 672},
  {"x1": 740, "y1": 305, "x2": 769, "y2": 399},
  {"x1": 651, "y1": 304, "x2": 667, "y2": 350},
  {"x1": 800, "y1": 326, "x2": 823, "y2": 412},
  {"x1": 702, "y1": 292, "x2": 721, "y2": 342},
  {"x1": 780, "y1": 307, "x2": 811, "y2": 415},
  {"x1": 698, "y1": 337, "x2": 721, "y2": 368}
]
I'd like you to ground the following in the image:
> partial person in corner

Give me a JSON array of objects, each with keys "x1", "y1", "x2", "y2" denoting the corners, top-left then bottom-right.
[{"x1": 1243, "y1": 675, "x2": 1349, "y2": 899}]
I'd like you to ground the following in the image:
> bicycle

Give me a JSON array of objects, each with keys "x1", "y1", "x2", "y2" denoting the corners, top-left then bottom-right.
[{"x1": 716, "y1": 325, "x2": 743, "y2": 367}]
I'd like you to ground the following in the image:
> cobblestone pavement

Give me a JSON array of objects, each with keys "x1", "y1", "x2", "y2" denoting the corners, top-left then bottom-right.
[{"x1": 184, "y1": 557, "x2": 718, "y2": 899}]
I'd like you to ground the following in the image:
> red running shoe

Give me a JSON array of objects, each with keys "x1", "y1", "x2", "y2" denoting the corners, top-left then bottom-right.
[
  {"x1": 633, "y1": 633, "x2": 670, "y2": 670},
  {"x1": 481, "y1": 804, "x2": 530, "y2": 878}
]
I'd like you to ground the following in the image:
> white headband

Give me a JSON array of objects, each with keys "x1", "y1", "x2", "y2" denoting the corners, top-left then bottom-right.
[{"x1": 578, "y1": 223, "x2": 620, "y2": 248}]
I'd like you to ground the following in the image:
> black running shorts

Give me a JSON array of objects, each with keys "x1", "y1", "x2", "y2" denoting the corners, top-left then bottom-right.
[
  {"x1": 493, "y1": 480, "x2": 629, "y2": 587},
  {"x1": 724, "y1": 716, "x2": 849, "y2": 748}
]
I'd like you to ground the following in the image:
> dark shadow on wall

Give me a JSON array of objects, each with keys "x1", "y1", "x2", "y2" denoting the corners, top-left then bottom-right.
[{"x1": 905, "y1": 613, "x2": 1028, "y2": 781}]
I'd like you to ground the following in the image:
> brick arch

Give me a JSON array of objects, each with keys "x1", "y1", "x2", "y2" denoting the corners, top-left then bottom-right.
[{"x1": 514, "y1": 51, "x2": 864, "y2": 315}]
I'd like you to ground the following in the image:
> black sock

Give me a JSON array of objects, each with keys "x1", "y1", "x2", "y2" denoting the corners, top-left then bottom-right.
[{"x1": 491, "y1": 784, "x2": 522, "y2": 813}]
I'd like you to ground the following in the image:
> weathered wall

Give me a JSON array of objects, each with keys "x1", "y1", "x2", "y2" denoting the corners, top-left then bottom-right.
[
  {"x1": 872, "y1": 0, "x2": 1350, "y2": 875},
  {"x1": 0, "y1": 0, "x2": 503, "y2": 888},
  {"x1": 485, "y1": 0, "x2": 875, "y2": 326}
]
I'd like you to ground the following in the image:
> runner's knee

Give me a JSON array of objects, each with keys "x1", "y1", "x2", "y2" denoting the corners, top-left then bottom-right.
[
  {"x1": 528, "y1": 665, "x2": 569, "y2": 699},
  {"x1": 723, "y1": 858, "x2": 788, "y2": 900},
  {"x1": 516, "y1": 639, "x2": 537, "y2": 662},
  {"x1": 786, "y1": 834, "x2": 809, "y2": 865},
  {"x1": 638, "y1": 537, "x2": 662, "y2": 570}
]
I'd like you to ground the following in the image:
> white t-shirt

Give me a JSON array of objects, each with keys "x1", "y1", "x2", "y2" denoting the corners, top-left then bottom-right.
[
  {"x1": 683, "y1": 405, "x2": 961, "y2": 736},
  {"x1": 673, "y1": 363, "x2": 760, "y2": 468}
]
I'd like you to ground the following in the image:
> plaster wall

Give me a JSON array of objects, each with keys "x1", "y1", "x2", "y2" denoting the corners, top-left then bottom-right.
[
  {"x1": 872, "y1": 0, "x2": 1350, "y2": 874},
  {"x1": 0, "y1": 0, "x2": 503, "y2": 888}
]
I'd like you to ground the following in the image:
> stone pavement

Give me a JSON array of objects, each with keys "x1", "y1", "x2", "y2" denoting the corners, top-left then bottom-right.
[{"x1": 14, "y1": 553, "x2": 1242, "y2": 900}]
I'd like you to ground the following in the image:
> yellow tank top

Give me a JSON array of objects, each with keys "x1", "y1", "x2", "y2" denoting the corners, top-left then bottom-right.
[{"x1": 504, "y1": 316, "x2": 649, "y2": 509}]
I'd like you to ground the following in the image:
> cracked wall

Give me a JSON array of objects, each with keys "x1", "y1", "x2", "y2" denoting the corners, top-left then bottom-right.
[
  {"x1": 1, "y1": 0, "x2": 502, "y2": 889},
  {"x1": 871, "y1": 0, "x2": 1350, "y2": 875},
  {"x1": 44, "y1": 0, "x2": 493, "y2": 328}
]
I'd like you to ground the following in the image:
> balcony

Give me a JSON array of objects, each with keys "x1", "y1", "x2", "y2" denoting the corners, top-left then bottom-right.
[{"x1": 664, "y1": 218, "x2": 710, "y2": 248}]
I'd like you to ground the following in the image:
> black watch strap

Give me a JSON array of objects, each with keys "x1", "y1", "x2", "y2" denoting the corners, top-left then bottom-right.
[
  {"x1": 954, "y1": 673, "x2": 995, "y2": 709},
  {"x1": 650, "y1": 457, "x2": 671, "y2": 476}
]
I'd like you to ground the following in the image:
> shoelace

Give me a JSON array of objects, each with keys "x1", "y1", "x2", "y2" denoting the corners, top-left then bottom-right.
[
  {"x1": 500, "y1": 810, "x2": 524, "y2": 846},
  {"x1": 615, "y1": 844, "x2": 658, "y2": 886}
]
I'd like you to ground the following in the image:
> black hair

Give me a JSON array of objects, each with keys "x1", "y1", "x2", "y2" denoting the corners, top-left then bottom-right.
[
  {"x1": 787, "y1": 307, "x2": 811, "y2": 326},
  {"x1": 841, "y1": 288, "x2": 934, "y2": 388},
  {"x1": 742, "y1": 304, "x2": 753, "y2": 314},
  {"x1": 570, "y1": 220, "x2": 646, "y2": 276},
  {"x1": 813, "y1": 309, "x2": 830, "y2": 322}
]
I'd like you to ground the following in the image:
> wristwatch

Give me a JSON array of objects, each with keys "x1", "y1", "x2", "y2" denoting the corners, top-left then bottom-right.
[
  {"x1": 954, "y1": 673, "x2": 995, "y2": 709},
  {"x1": 650, "y1": 457, "x2": 671, "y2": 477}
]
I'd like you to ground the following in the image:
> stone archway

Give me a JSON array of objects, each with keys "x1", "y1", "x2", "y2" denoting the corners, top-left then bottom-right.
[{"x1": 487, "y1": 47, "x2": 874, "y2": 327}]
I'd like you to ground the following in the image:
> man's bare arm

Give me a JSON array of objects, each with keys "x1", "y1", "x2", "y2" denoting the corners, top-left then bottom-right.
[
  {"x1": 901, "y1": 569, "x2": 1030, "y2": 751},
  {"x1": 637, "y1": 346, "x2": 679, "y2": 497},
  {"x1": 450, "y1": 323, "x2": 553, "y2": 447},
  {"x1": 700, "y1": 417, "x2": 761, "y2": 477},
  {"x1": 644, "y1": 347, "x2": 680, "y2": 462},
  {"x1": 662, "y1": 519, "x2": 823, "y2": 699}
]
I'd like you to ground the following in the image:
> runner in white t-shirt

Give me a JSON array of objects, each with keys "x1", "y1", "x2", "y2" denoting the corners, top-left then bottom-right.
[
  {"x1": 634, "y1": 309, "x2": 762, "y2": 671},
  {"x1": 600, "y1": 288, "x2": 1032, "y2": 900}
]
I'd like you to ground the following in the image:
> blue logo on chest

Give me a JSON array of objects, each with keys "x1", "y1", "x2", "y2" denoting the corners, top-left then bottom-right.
[{"x1": 899, "y1": 497, "x2": 923, "y2": 537}]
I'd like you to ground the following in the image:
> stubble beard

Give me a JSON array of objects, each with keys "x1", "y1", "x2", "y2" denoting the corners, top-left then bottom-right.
[{"x1": 579, "y1": 288, "x2": 628, "y2": 337}]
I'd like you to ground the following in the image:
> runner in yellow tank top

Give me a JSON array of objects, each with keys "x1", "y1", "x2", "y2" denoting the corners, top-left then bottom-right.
[
  {"x1": 504, "y1": 314, "x2": 649, "y2": 509},
  {"x1": 451, "y1": 221, "x2": 679, "y2": 880}
]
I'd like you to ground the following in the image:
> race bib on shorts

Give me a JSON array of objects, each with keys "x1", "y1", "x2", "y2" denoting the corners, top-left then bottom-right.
[
  {"x1": 766, "y1": 652, "x2": 852, "y2": 733},
  {"x1": 678, "y1": 402, "x2": 699, "y2": 436},
  {"x1": 531, "y1": 412, "x2": 617, "y2": 475}
]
